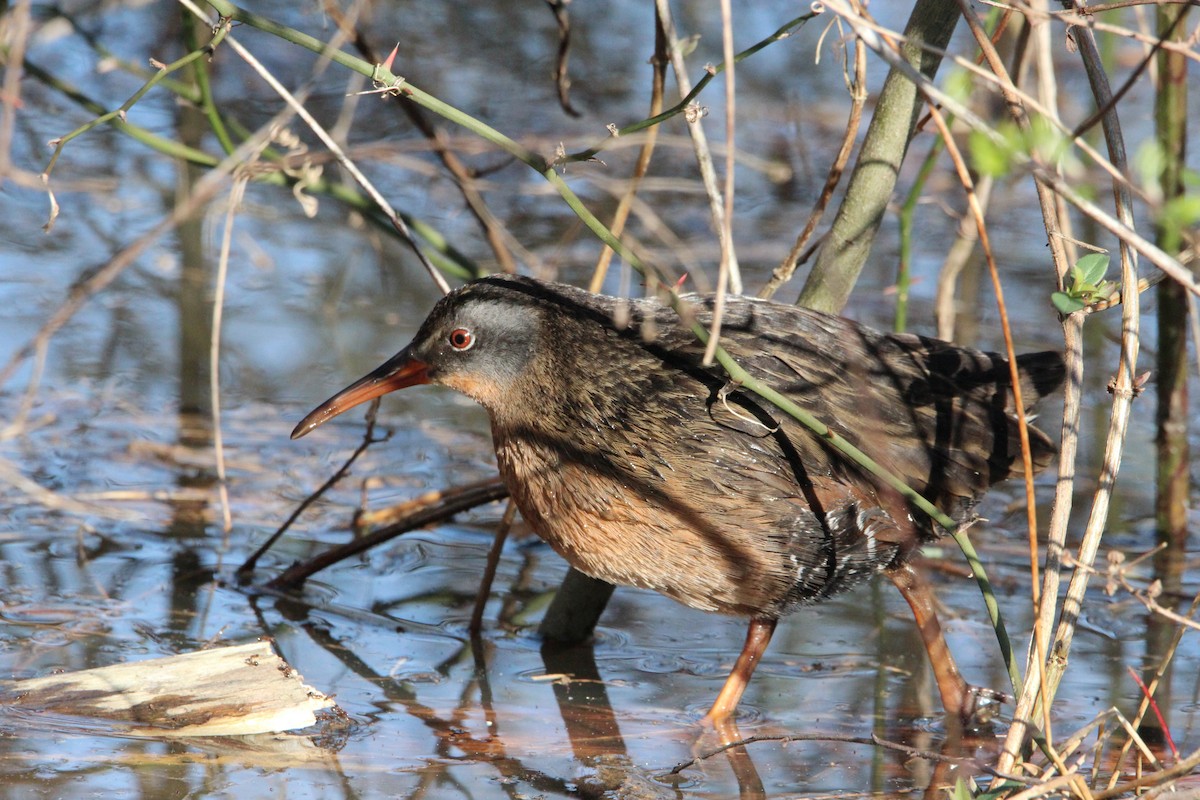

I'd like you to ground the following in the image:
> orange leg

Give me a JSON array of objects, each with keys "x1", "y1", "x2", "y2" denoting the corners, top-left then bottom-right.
[
  {"x1": 887, "y1": 563, "x2": 973, "y2": 721},
  {"x1": 702, "y1": 617, "x2": 778, "y2": 725}
]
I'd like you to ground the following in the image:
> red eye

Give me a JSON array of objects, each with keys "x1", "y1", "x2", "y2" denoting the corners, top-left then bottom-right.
[{"x1": 448, "y1": 327, "x2": 475, "y2": 351}]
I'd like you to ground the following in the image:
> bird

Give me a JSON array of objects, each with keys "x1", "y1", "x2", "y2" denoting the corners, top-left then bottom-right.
[{"x1": 292, "y1": 274, "x2": 1065, "y2": 725}]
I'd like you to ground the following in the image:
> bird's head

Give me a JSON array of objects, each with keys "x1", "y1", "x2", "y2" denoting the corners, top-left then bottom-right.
[{"x1": 291, "y1": 277, "x2": 543, "y2": 440}]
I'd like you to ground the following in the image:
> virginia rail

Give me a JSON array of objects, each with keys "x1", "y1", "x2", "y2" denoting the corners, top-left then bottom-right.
[{"x1": 294, "y1": 275, "x2": 1064, "y2": 724}]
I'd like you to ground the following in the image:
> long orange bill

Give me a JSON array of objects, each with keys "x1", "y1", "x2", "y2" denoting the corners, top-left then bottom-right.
[{"x1": 291, "y1": 347, "x2": 430, "y2": 440}]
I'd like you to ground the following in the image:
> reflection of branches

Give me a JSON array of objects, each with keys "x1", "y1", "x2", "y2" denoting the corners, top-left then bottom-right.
[
  {"x1": 238, "y1": 401, "x2": 386, "y2": 580},
  {"x1": 265, "y1": 478, "x2": 509, "y2": 589},
  {"x1": 670, "y1": 731, "x2": 974, "y2": 774},
  {"x1": 285, "y1": 613, "x2": 579, "y2": 797},
  {"x1": 1066, "y1": 549, "x2": 1200, "y2": 636},
  {"x1": 0, "y1": 91, "x2": 316, "y2": 427}
]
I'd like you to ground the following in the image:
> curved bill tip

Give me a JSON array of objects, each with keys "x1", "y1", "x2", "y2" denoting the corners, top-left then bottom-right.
[{"x1": 291, "y1": 350, "x2": 429, "y2": 440}]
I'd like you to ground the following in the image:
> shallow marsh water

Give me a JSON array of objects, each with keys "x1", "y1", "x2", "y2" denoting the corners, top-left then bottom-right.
[{"x1": 1, "y1": 1, "x2": 1197, "y2": 798}]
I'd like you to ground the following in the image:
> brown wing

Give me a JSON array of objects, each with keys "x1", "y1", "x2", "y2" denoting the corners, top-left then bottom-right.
[{"x1": 682, "y1": 296, "x2": 1063, "y2": 524}]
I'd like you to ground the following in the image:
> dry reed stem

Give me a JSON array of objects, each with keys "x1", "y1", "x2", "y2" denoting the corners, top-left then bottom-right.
[
  {"x1": 654, "y1": 0, "x2": 742, "y2": 294},
  {"x1": 933, "y1": 176, "x2": 992, "y2": 340},
  {"x1": 925, "y1": 69, "x2": 1067, "y2": 774},
  {"x1": 211, "y1": 173, "x2": 249, "y2": 536},
  {"x1": 761, "y1": 25, "x2": 866, "y2": 300},
  {"x1": 700, "y1": 0, "x2": 738, "y2": 367},
  {"x1": 588, "y1": 12, "x2": 667, "y2": 293}
]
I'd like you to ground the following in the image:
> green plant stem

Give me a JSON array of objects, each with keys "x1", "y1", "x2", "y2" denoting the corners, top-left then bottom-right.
[
  {"x1": 24, "y1": 59, "x2": 218, "y2": 167},
  {"x1": 43, "y1": 18, "x2": 233, "y2": 177},
  {"x1": 896, "y1": 138, "x2": 944, "y2": 333},
  {"x1": 560, "y1": 12, "x2": 818, "y2": 164},
  {"x1": 182, "y1": 11, "x2": 237, "y2": 154}
]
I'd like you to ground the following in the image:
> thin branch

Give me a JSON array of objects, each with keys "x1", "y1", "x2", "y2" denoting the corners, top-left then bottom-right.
[
  {"x1": 545, "y1": 0, "x2": 582, "y2": 118},
  {"x1": 236, "y1": 401, "x2": 385, "y2": 580},
  {"x1": 655, "y1": 0, "x2": 742, "y2": 295},
  {"x1": 470, "y1": 500, "x2": 517, "y2": 633},
  {"x1": 760, "y1": 27, "x2": 866, "y2": 300},
  {"x1": 211, "y1": 170, "x2": 251, "y2": 535},
  {"x1": 587, "y1": 11, "x2": 668, "y2": 293},
  {"x1": 265, "y1": 478, "x2": 510, "y2": 589},
  {"x1": 178, "y1": 0, "x2": 451, "y2": 295},
  {"x1": 669, "y1": 731, "x2": 975, "y2": 774}
]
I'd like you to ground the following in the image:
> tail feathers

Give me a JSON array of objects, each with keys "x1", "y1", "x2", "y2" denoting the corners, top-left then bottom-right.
[{"x1": 1015, "y1": 351, "x2": 1067, "y2": 411}]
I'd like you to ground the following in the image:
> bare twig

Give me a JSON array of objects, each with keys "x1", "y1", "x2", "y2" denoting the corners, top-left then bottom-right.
[
  {"x1": 669, "y1": 730, "x2": 975, "y2": 774},
  {"x1": 470, "y1": 500, "x2": 518, "y2": 633},
  {"x1": 237, "y1": 401, "x2": 385, "y2": 580},
  {"x1": 654, "y1": 0, "x2": 742, "y2": 294},
  {"x1": 544, "y1": 0, "x2": 582, "y2": 118},
  {"x1": 265, "y1": 478, "x2": 510, "y2": 589},
  {"x1": 178, "y1": 0, "x2": 451, "y2": 295},
  {"x1": 760, "y1": 27, "x2": 866, "y2": 300}
]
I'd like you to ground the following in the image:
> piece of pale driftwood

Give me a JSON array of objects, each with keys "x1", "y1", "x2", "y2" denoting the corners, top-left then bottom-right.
[{"x1": 0, "y1": 641, "x2": 335, "y2": 737}]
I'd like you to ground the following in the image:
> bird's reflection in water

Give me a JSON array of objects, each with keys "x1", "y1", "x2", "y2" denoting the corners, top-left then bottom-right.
[
  {"x1": 260, "y1": 561, "x2": 989, "y2": 798},
  {"x1": 537, "y1": 634, "x2": 991, "y2": 799},
  {"x1": 540, "y1": 636, "x2": 775, "y2": 799}
]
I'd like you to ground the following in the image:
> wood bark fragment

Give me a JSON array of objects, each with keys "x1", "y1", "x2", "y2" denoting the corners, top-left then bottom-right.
[{"x1": 1, "y1": 641, "x2": 335, "y2": 737}]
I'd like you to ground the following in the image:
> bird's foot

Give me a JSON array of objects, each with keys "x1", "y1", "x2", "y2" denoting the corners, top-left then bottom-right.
[{"x1": 953, "y1": 685, "x2": 1011, "y2": 733}]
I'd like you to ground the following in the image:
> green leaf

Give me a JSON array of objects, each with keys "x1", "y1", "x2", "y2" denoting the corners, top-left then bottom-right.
[
  {"x1": 951, "y1": 777, "x2": 975, "y2": 800},
  {"x1": 970, "y1": 130, "x2": 1011, "y2": 178},
  {"x1": 1028, "y1": 114, "x2": 1068, "y2": 163},
  {"x1": 677, "y1": 34, "x2": 701, "y2": 58},
  {"x1": 944, "y1": 69, "x2": 974, "y2": 106},
  {"x1": 1075, "y1": 252, "x2": 1110, "y2": 285},
  {"x1": 1163, "y1": 194, "x2": 1200, "y2": 229},
  {"x1": 1052, "y1": 291, "x2": 1086, "y2": 315},
  {"x1": 1133, "y1": 140, "x2": 1167, "y2": 192}
]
